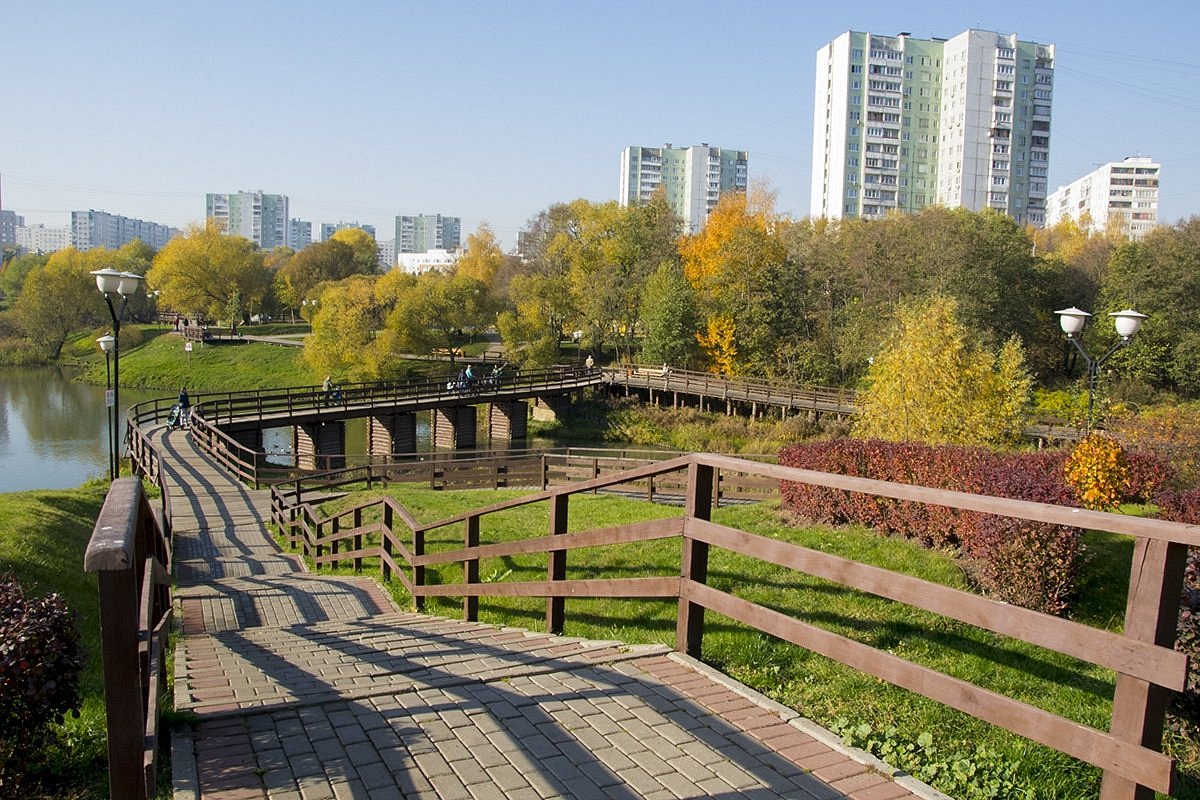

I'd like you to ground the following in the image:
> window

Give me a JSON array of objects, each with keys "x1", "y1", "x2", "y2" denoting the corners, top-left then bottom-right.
[
  {"x1": 851, "y1": 64, "x2": 863, "y2": 74},
  {"x1": 852, "y1": 48, "x2": 863, "y2": 59}
]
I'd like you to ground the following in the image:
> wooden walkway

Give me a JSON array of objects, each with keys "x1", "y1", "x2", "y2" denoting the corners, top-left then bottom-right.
[{"x1": 157, "y1": 427, "x2": 942, "y2": 800}]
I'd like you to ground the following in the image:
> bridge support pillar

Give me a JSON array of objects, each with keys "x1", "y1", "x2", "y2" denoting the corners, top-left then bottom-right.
[
  {"x1": 228, "y1": 427, "x2": 263, "y2": 451},
  {"x1": 294, "y1": 422, "x2": 345, "y2": 471},
  {"x1": 369, "y1": 413, "x2": 417, "y2": 458},
  {"x1": 433, "y1": 406, "x2": 477, "y2": 450},
  {"x1": 532, "y1": 395, "x2": 570, "y2": 422},
  {"x1": 489, "y1": 401, "x2": 528, "y2": 444}
]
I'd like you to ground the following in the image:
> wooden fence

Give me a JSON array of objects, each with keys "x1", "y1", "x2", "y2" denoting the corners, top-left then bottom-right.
[
  {"x1": 83, "y1": 478, "x2": 173, "y2": 800},
  {"x1": 271, "y1": 452, "x2": 1197, "y2": 799}
]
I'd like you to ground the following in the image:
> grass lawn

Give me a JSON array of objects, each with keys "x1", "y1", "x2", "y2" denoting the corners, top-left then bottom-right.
[
  {"x1": 300, "y1": 483, "x2": 1195, "y2": 799},
  {"x1": 0, "y1": 480, "x2": 113, "y2": 798}
]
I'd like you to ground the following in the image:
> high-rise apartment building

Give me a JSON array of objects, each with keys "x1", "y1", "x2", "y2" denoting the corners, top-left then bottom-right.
[
  {"x1": 395, "y1": 214, "x2": 461, "y2": 253},
  {"x1": 205, "y1": 191, "x2": 289, "y2": 249},
  {"x1": 320, "y1": 222, "x2": 376, "y2": 242},
  {"x1": 812, "y1": 29, "x2": 1054, "y2": 226},
  {"x1": 1046, "y1": 157, "x2": 1160, "y2": 240},
  {"x1": 289, "y1": 219, "x2": 312, "y2": 250},
  {"x1": 377, "y1": 239, "x2": 396, "y2": 270},
  {"x1": 70, "y1": 210, "x2": 177, "y2": 251},
  {"x1": 0, "y1": 210, "x2": 22, "y2": 247},
  {"x1": 620, "y1": 144, "x2": 748, "y2": 233}
]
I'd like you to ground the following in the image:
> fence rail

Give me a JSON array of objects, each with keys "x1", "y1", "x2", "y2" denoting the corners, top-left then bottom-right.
[
  {"x1": 83, "y1": 478, "x2": 173, "y2": 800},
  {"x1": 270, "y1": 452, "x2": 1195, "y2": 798}
]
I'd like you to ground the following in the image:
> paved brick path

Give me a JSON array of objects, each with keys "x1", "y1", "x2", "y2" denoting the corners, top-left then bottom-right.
[{"x1": 155, "y1": 428, "x2": 942, "y2": 800}]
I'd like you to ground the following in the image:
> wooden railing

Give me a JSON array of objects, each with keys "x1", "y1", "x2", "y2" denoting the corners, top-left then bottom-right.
[
  {"x1": 605, "y1": 364, "x2": 858, "y2": 414},
  {"x1": 83, "y1": 478, "x2": 173, "y2": 800},
  {"x1": 270, "y1": 452, "x2": 1195, "y2": 798}
]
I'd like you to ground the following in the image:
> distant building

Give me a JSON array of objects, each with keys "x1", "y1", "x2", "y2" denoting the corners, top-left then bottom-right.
[
  {"x1": 619, "y1": 143, "x2": 748, "y2": 233},
  {"x1": 16, "y1": 224, "x2": 71, "y2": 254},
  {"x1": 0, "y1": 210, "x2": 23, "y2": 247},
  {"x1": 395, "y1": 248, "x2": 458, "y2": 274},
  {"x1": 70, "y1": 210, "x2": 177, "y2": 252},
  {"x1": 377, "y1": 238, "x2": 396, "y2": 270},
  {"x1": 811, "y1": 29, "x2": 1055, "y2": 226},
  {"x1": 395, "y1": 214, "x2": 461, "y2": 253},
  {"x1": 288, "y1": 218, "x2": 312, "y2": 250},
  {"x1": 1046, "y1": 157, "x2": 1160, "y2": 240},
  {"x1": 320, "y1": 221, "x2": 376, "y2": 242},
  {"x1": 205, "y1": 191, "x2": 289, "y2": 249}
]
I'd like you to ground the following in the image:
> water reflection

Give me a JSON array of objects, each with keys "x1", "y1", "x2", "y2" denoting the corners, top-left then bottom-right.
[{"x1": 0, "y1": 367, "x2": 161, "y2": 492}]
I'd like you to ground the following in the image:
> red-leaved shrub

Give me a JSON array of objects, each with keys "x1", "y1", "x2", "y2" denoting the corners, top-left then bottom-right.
[{"x1": 779, "y1": 439, "x2": 1082, "y2": 615}]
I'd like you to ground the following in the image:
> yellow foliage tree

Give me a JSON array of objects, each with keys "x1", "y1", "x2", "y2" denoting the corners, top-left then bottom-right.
[
  {"x1": 301, "y1": 276, "x2": 384, "y2": 381},
  {"x1": 695, "y1": 315, "x2": 737, "y2": 375},
  {"x1": 454, "y1": 223, "x2": 506, "y2": 287},
  {"x1": 852, "y1": 294, "x2": 1032, "y2": 446}
]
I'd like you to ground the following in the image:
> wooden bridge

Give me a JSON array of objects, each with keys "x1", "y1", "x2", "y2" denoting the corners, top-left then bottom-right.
[{"x1": 80, "y1": 376, "x2": 1188, "y2": 799}]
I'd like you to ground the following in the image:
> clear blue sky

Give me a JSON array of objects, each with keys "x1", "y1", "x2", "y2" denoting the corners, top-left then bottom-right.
[{"x1": 3, "y1": 0, "x2": 1198, "y2": 250}]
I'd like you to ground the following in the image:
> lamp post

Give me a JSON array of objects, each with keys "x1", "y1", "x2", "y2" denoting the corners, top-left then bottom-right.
[
  {"x1": 1056, "y1": 306, "x2": 1147, "y2": 432},
  {"x1": 91, "y1": 269, "x2": 144, "y2": 480},
  {"x1": 96, "y1": 334, "x2": 116, "y2": 481}
]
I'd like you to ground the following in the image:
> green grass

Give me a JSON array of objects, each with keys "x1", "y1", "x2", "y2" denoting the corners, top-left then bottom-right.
[
  {"x1": 0, "y1": 480, "x2": 113, "y2": 798},
  {"x1": 298, "y1": 484, "x2": 1195, "y2": 799}
]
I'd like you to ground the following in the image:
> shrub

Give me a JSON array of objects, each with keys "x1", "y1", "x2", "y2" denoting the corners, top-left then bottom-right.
[
  {"x1": 1112, "y1": 404, "x2": 1200, "y2": 489},
  {"x1": 779, "y1": 439, "x2": 1083, "y2": 615},
  {"x1": 0, "y1": 574, "x2": 84, "y2": 792},
  {"x1": 1064, "y1": 434, "x2": 1130, "y2": 511}
]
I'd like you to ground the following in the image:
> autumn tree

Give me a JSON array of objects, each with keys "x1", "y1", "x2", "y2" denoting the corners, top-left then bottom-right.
[
  {"x1": 276, "y1": 240, "x2": 361, "y2": 309},
  {"x1": 455, "y1": 224, "x2": 506, "y2": 289},
  {"x1": 147, "y1": 221, "x2": 270, "y2": 323},
  {"x1": 12, "y1": 248, "x2": 108, "y2": 358},
  {"x1": 853, "y1": 294, "x2": 1033, "y2": 446},
  {"x1": 329, "y1": 227, "x2": 380, "y2": 274},
  {"x1": 301, "y1": 276, "x2": 386, "y2": 381}
]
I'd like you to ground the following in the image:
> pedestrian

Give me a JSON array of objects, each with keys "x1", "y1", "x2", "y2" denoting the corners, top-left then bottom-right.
[
  {"x1": 178, "y1": 387, "x2": 191, "y2": 429},
  {"x1": 322, "y1": 375, "x2": 334, "y2": 404},
  {"x1": 585, "y1": 354, "x2": 594, "y2": 369}
]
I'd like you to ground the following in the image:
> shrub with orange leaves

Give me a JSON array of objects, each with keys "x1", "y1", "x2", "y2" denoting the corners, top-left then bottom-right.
[{"x1": 1064, "y1": 434, "x2": 1130, "y2": 511}]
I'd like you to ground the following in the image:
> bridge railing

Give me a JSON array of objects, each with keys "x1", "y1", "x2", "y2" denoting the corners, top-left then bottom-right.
[
  {"x1": 83, "y1": 478, "x2": 173, "y2": 800},
  {"x1": 269, "y1": 452, "x2": 1194, "y2": 798},
  {"x1": 606, "y1": 364, "x2": 858, "y2": 411},
  {"x1": 193, "y1": 365, "x2": 599, "y2": 427}
]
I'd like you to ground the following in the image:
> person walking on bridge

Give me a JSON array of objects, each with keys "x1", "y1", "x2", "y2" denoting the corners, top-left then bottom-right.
[{"x1": 178, "y1": 387, "x2": 191, "y2": 429}]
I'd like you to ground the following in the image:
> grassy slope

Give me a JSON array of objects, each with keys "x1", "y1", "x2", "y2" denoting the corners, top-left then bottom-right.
[
  {"x1": 0, "y1": 481, "x2": 111, "y2": 798},
  {"x1": 306, "y1": 484, "x2": 1183, "y2": 799}
]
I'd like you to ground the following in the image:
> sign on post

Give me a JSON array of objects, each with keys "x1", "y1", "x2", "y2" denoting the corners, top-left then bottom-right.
[{"x1": 105, "y1": 389, "x2": 115, "y2": 408}]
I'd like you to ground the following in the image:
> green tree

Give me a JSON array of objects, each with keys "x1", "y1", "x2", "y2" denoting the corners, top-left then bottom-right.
[
  {"x1": 853, "y1": 294, "x2": 1033, "y2": 446},
  {"x1": 498, "y1": 273, "x2": 572, "y2": 367},
  {"x1": 147, "y1": 221, "x2": 270, "y2": 322},
  {"x1": 381, "y1": 273, "x2": 493, "y2": 362},
  {"x1": 0, "y1": 252, "x2": 49, "y2": 299},
  {"x1": 1098, "y1": 218, "x2": 1200, "y2": 393},
  {"x1": 640, "y1": 262, "x2": 699, "y2": 367},
  {"x1": 277, "y1": 240, "x2": 361, "y2": 310}
]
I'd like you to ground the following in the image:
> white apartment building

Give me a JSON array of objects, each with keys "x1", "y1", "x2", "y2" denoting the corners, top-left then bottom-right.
[
  {"x1": 395, "y1": 215, "x2": 461, "y2": 253},
  {"x1": 71, "y1": 210, "x2": 176, "y2": 251},
  {"x1": 395, "y1": 248, "x2": 458, "y2": 274},
  {"x1": 812, "y1": 29, "x2": 1054, "y2": 225},
  {"x1": 16, "y1": 224, "x2": 71, "y2": 254},
  {"x1": 620, "y1": 144, "x2": 748, "y2": 233},
  {"x1": 377, "y1": 238, "x2": 396, "y2": 270},
  {"x1": 1046, "y1": 157, "x2": 1161, "y2": 239},
  {"x1": 206, "y1": 191, "x2": 289, "y2": 249}
]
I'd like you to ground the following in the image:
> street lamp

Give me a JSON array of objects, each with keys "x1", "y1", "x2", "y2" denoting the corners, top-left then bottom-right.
[
  {"x1": 96, "y1": 334, "x2": 116, "y2": 481},
  {"x1": 91, "y1": 269, "x2": 144, "y2": 479},
  {"x1": 1056, "y1": 306, "x2": 1147, "y2": 431}
]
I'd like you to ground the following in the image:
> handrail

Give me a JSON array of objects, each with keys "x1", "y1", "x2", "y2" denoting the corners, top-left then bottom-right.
[
  {"x1": 83, "y1": 478, "x2": 173, "y2": 800},
  {"x1": 269, "y1": 452, "x2": 1190, "y2": 797}
]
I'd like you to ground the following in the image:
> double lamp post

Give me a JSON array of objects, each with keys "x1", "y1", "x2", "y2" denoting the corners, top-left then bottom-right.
[
  {"x1": 91, "y1": 268, "x2": 144, "y2": 481},
  {"x1": 1055, "y1": 305, "x2": 1147, "y2": 433}
]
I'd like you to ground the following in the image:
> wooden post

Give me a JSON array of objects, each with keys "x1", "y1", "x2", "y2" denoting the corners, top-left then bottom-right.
[
  {"x1": 413, "y1": 527, "x2": 425, "y2": 611},
  {"x1": 677, "y1": 460, "x2": 713, "y2": 658},
  {"x1": 353, "y1": 508, "x2": 363, "y2": 573},
  {"x1": 1100, "y1": 537, "x2": 1188, "y2": 799},
  {"x1": 382, "y1": 503, "x2": 393, "y2": 582},
  {"x1": 95, "y1": 567, "x2": 148, "y2": 800},
  {"x1": 330, "y1": 516, "x2": 339, "y2": 569},
  {"x1": 464, "y1": 515, "x2": 480, "y2": 621},
  {"x1": 546, "y1": 493, "x2": 569, "y2": 634},
  {"x1": 314, "y1": 519, "x2": 324, "y2": 570}
]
